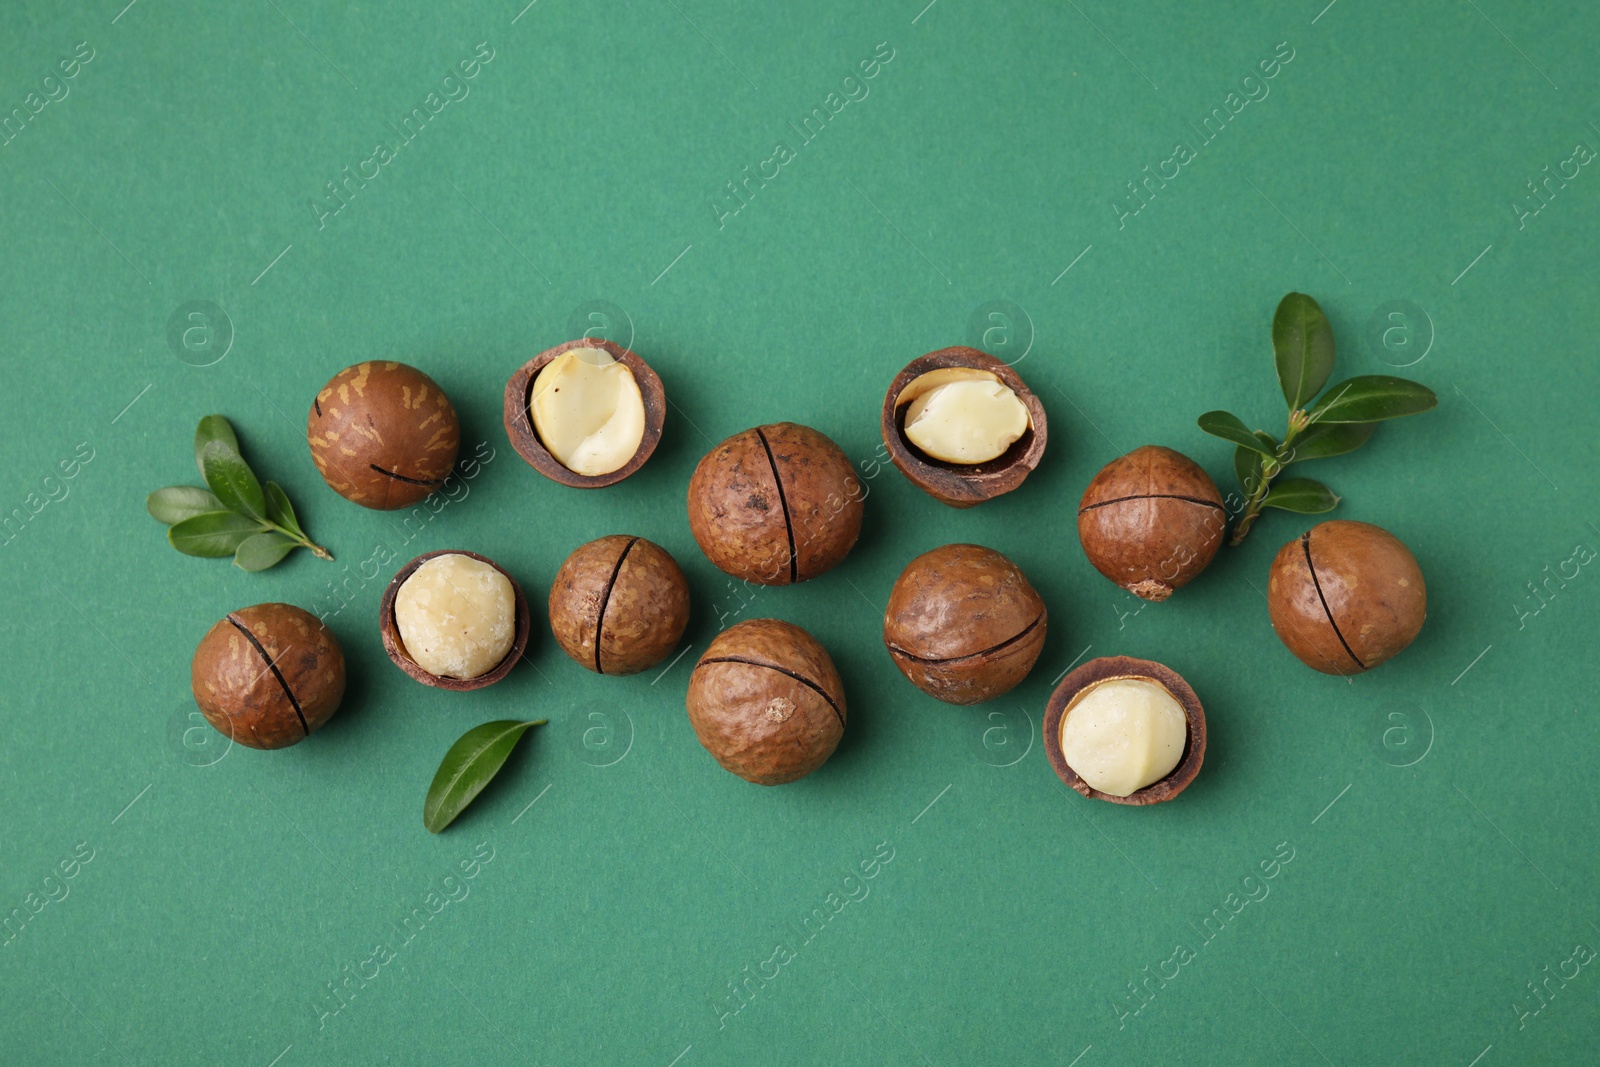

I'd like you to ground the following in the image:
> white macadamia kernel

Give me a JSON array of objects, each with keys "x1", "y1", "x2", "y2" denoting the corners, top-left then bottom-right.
[
  {"x1": 897, "y1": 368, "x2": 1029, "y2": 465},
  {"x1": 394, "y1": 554, "x2": 516, "y2": 679},
  {"x1": 1059, "y1": 677, "x2": 1187, "y2": 797},
  {"x1": 530, "y1": 348, "x2": 646, "y2": 476}
]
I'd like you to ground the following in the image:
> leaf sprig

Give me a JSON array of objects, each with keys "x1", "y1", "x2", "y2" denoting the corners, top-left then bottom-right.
[
  {"x1": 147, "y1": 415, "x2": 333, "y2": 570},
  {"x1": 1198, "y1": 293, "x2": 1437, "y2": 545},
  {"x1": 424, "y1": 720, "x2": 546, "y2": 833}
]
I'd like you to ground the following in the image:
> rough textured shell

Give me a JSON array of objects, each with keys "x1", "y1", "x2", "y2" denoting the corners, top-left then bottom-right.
[
  {"x1": 190, "y1": 602, "x2": 345, "y2": 750},
  {"x1": 307, "y1": 361, "x2": 460, "y2": 510},
  {"x1": 379, "y1": 550, "x2": 531, "y2": 690},
  {"x1": 548, "y1": 535, "x2": 691, "y2": 675},
  {"x1": 1076, "y1": 445, "x2": 1226, "y2": 600}
]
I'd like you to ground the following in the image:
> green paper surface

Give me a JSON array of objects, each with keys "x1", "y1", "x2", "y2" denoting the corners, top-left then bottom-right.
[{"x1": 3, "y1": 2, "x2": 1598, "y2": 1063}]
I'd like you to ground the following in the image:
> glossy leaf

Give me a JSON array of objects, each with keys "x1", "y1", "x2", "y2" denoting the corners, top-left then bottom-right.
[
  {"x1": 1307, "y1": 376, "x2": 1438, "y2": 424},
  {"x1": 234, "y1": 532, "x2": 296, "y2": 571},
  {"x1": 424, "y1": 720, "x2": 547, "y2": 834},
  {"x1": 264, "y1": 481, "x2": 302, "y2": 535},
  {"x1": 1198, "y1": 411, "x2": 1275, "y2": 456},
  {"x1": 194, "y1": 415, "x2": 240, "y2": 481},
  {"x1": 1290, "y1": 421, "x2": 1376, "y2": 462},
  {"x1": 1234, "y1": 445, "x2": 1262, "y2": 498},
  {"x1": 201, "y1": 440, "x2": 266, "y2": 520},
  {"x1": 168, "y1": 512, "x2": 262, "y2": 557},
  {"x1": 1273, "y1": 293, "x2": 1335, "y2": 412},
  {"x1": 146, "y1": 486, "x2": 224, "y2": 525},
  {"x1": 1261, "y1": 477, "x2": 1340, "y2": 514}
]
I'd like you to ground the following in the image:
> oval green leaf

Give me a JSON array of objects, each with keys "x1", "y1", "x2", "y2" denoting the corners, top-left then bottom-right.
[
  {"x1": 234, "y1": 531, "x2": 296, "y2": 571},
  {"x1": 425, "y1": 720, "x2": 547, "y2": 834},
  {"x1": 1198, "y1": 411, "x2": 1275, "y2": 456},
  {"x1": 168, "y1": 511, "x2": 262, "y2": 557},
  {"x1": 147, "y1": 486, "x2": 225, "y2": 525},
  {"x1": 194, "y1": 414, "x2": 240, "y2": 481},
  {"x1": 1307, "y1": 376, "x2": 1437, "y2": 424},
  {"x1": 1289, "y1": 421, "x2": 1376, "y2": 462},
  {"x1": 201, "y1": 439, "x2": 266, "y2": 520},
  {"x1": 1261, "y1": 477, "x2": 1341, "y2": 514},
  {"x1": 263, "y1": 481, "x2": 303, "y2": 535},
  {"x1": 1273, "y1": 292, "x2": 1335, "y2": 412}
]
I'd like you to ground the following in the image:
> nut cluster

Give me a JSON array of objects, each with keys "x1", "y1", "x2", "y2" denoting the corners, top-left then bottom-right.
[
  {"x1": 190, "y1": 603, "x2": 346, "y2": 750},
  {"x1": 307, "y1": 362, "x2": 460, "y2": 510}
]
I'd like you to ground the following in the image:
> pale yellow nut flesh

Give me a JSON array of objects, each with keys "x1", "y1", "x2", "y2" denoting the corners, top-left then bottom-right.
[
  {"x1": 898, "y1": 368, "x2": 1029, "y2": 465},
  {"x1": 1059, "y1": 677, "x2": 1187, "y2": 796},
  {"x1": 530, "y1": 348, "x2": 646, "y2": 476},
  {"x1": 394, "y1": 554, "x2": 516, "y2": 679}
]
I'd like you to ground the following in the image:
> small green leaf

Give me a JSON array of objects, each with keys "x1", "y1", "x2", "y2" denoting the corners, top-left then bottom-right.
[
  {"x1": 1198, "y1": 411, "x2": 1275, "y2": 456},
  {"x1": 234, "y1": 532, "x2": 296, "y2": 571},
  {"x1": 194, "y1": 415, "x2": 240, "y2": 481},
  {"x1": 425, "y1": 720, "x2": 547, "y2": 834},
  {"x1": 1290, "y1": 421, "x2": 1377, "y2": 462},
  {"x1": 1307, "y1": 376, "x2": 1438, "y2": 424},
  {"x1": 264, "y1": 481, "x2": 302, "y2": 535},
  {"x1": 201, "y1": 440, "x2": 266, "y2": 520},
  {"x1": 147, "y1": 486, "x2": 224, "y2": 525},
  {"x1": 1273, "y1": 293, "x2": 1336, "y2": 412},
  {"x1": 168, "y1": 512, "x2": 263, "y2": 557},
  {"x1": 1261, "y1": 477, "x2": 1341, "y2": 514}
]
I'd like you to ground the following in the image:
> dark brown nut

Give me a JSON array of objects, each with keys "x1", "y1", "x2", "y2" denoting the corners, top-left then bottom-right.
[
  {"x1": 685, "y1": 619, "x2": 846, "y2": 785},
  {"x1": 883, "y1": 543, "x2": 1047, "y2": 705},
  {"x1": 503, "y1": 339, "x2": 666, "y2": 488},
  {"x1": 548, "y1": 535, "x2": 691, "y2": 675},
  {"x1": 307, "y1": 362, "x2": 461, "y2": 510},
  {"x1": 1044, "y1": 656, "x2": 1205, "y2": 806},
  {"x1": 1077, "y1": 445, "x2": 1226, "y2": 601},
  {"x1": 882, "y1": 347, "x2": 1047, "y2": 508},
  {"x1": 379, "y1": 550, "x2": 531, "y2": 691},
  {"x1": 1267, "y1": 520, "x2": 1426, "y2": 675},
  {"x1": 687, "y1": 422, "x2": 864, "y2": 586},
  {"x1": 190, "y1": 603, "x2": 345, "y2": 750}
]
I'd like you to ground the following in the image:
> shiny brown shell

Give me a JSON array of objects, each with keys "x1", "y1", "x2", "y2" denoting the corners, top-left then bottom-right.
[
  {"x1": 307, "y1": 361, "x2": 461, "y2": 510},
  {"x1": 883, "y1": 543, "x2": 1047, "y2": 705},
  {"x1": 1077, "y1": 445, "x2": 1226, "y2": 601},
  {"x1": 687, "y1": 422, "x2": 864, "y2": 585},
  {"x1": 548, "y1": 535, "x2": 691, "y2": 675},
  {"x1": 1267, "y1": 520, "x2": 1427, "y2": 675},
  {"x1": 685, "y1": 618, "x2": 846, "y2": 785},
  {"x1": 190, "y1": 603, "x2": 345, "y2": 750},
  {"x1": 378, "y1": 550, "x2": 531, "y2": 691}
]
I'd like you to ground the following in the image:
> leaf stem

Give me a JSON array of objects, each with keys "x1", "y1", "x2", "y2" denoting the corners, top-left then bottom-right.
[
  {"x1": 1229, "y1": 418, "x2": 1306, "y2": 546},
  {"x1": 263, "y1": 519, "x2": 334, "y2": 561}
]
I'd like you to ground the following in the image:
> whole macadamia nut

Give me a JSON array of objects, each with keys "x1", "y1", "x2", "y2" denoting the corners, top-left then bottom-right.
[
  {"x1": 686, "y1": 619, "x2": 846, "y2": 785},
  {"x1": 883, "y1": 543, "x2": 1047, "y2": 705},
  {"x1": 1077, "y1": 445, "x2": 1226, "y2": 601},
  {"x1": 190, "y1": 603, "x2": 345, "y2": 750},
  {"x1": 308, "y1": 361, "x2": 461, "y2": 510},
  {"x1": 548, "y1": 535, "x2": 690, "y2": 675},
  {"x1": 1267, "y1": 520, "x2": 1426, "y2": 675}
]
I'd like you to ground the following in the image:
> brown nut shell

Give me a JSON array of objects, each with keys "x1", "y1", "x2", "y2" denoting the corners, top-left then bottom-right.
[
  {"x1": 190, "y1": 603, "x2": 345, "y2": 750},
  {"x1": 378, "y1": 550, "x2": 531, "y2": 691},
  {"x1": 882, "y1": 347, "x2": 1047, "y2": 508},
  {"x1": 307, "y1": 362, "x2": 461, "y2": 510},
  {"x1": 685, "y1": 618, "x2": 846, "y2": 785},
  {"x1": 548, "y1": 535, "x2": 691, "y2": 675},
  {"x1": 883, "y1": 543, "x2": 1047, "y2": 705},
  {"x1": 1043, "y1": 656, "x2": 1205, "y2": 806},
  {"x1": 687, "y1": 422, "x2": 864, "y2": 585},
  {"x1": 1267, "y1": 520, "x2": 1427, "y2": 675},
  {"x1": 1077, "y1": 445, "x2": 1226, "y2": 601},
  {"x1": 503, "y1": 339, "x2": 666, "y2": 488}
]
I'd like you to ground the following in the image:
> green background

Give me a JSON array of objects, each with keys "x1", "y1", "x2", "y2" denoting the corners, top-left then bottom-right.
[{"x1": 3, "y1": 1, "x2": 1597, "y2": 1063}]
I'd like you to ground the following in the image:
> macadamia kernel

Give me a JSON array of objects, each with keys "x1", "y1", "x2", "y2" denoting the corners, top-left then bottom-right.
[
  {"x1": 1058, "y1": 677, "x2": 1187, "y2": 797},
  {"x1": 898, "y1": 368, "x2": 1029, "y2": 465},
  {"x1": 529, "y1": 348, "x2": 646, "y2": 476},
  {"x1": 394, "y1": 554, "x2": 516, "y2": 679}
]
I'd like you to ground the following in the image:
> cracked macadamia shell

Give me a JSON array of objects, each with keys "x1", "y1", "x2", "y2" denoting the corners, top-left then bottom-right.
[
  {"x1": 883, "y1": 543, "x2": 1047, "y2": 705},
  {"x1": 548, "y1": 535, "x2": 691, "y2": 675},
  {"x1": 394, "y1": 553, "x2": 517, "y2": 680},
  {"x1": 685, "y1": 619, "x2": 846, "y2": 785},
  {"x1": 1077, "y1": 445, "x2": 1226, "y2": 601},
  {"x1": 190, "y1": 603, "x2": 345, "y2": 750},
  {"x1": 379, "y1": 550, "x2": 531, "y2": 691},
  {"x1": 307, "y1": 362, "x2": 460, "y2": 510},
  {"x1": 1267, "y1": 520, "x2": 1426, "y2": 675}
]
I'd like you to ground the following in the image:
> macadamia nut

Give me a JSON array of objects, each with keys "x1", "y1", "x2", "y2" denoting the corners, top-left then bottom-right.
[
  {"x1": 1058, "y1": 677, "x2": 1186, "y2": 797},
  {"x1": 394, "y1": 553, "x2": 516, "y2": 679},
  {"x1": 530, "y1": 348, "x2": 646, "y2": 476},
  {"x1": 898, "y1": 368, "x2": 1029, "y2": 464}
]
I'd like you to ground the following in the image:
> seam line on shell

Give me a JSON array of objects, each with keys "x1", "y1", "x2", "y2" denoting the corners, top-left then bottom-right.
[
  {"x1": 314, "y1": 398, "x2": 322, "y2": 416},
  {"x1": 1077, "y1": 492, "x2": 1226, "y2": 514},
  {"x1": 226, "y1": 616, "x2": 310, "y2": 735},
  {"x1": 888, "y1": 611, "x2": 1044, "y2": 667},
  {"x1": 593, "y1": 537, "x2": 639, "y2": 675},
  {"x1": 1301, "y1": 532, "x2": 1365, "y2": 671},
  {"x1": 696, "y1": 656, "x2": 844, "y2": 728},
  {"x1": 368, "y1": 464, "x2": 443, "y2": 488},
  {"x1": 754, "y1": 427, "x2": 798, "y2": 584}
]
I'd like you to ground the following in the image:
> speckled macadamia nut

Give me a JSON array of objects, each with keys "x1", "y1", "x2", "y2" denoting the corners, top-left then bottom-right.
[
  {"x1": 307, "y1": 362, "x2": 460, "y2": 510},
  {"x1": 530, "y1": 348, "x2": 647, "y2": 477},
  {"x1": 190, "y1": 603, "x2": 345, "y2": 750},
  {"x1": 1077, "y1": 445, "x2": 1226, "y2": 601},
  {"x1": 548, "y1": 535, "x2": 690, "y2": 675},
  {"x1": 394, "y1": 553, "x2": 517, "y2": 680}
]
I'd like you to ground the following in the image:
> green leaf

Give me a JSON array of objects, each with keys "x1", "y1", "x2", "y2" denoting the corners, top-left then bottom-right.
[
  {"x1": 1308, "y1": 375, "x2": 1437, "y2": 424},
  {"x1": 201, "y1": 440, "x2": 266, "y2": 520},
  {"x1": 1261, "y1": 477, "x2": 1341, "y2": 514},
  {"x1": 1198, "y1": 411, "x2": 1275, "y2": 456},
  {"x1": 168, "y1": 512, "x2": 263, "y2": 558},
  {"x1": 1234, "y1": 444, "x2": 1262, "y2": 498},
  {"x1": 424, "y1": 720, "x2": 547, "y2": 834},
  {"x1": 263, "y1": 481, "x2": 302, "y2": 535},
  {"x1": 194, "y1": 415, "x2": 240, "y2": 481},
  {"x1": 234, "y1": 532, "x2": 296, "y2": 571},
  {"x1": 146, "y1": 486, "x2": 224, "y2": 525},
  {"x1": 1273, "y1": 292, "x2": 1336, "y2": 412},
  {"x1": 1290, "y1": 421, "x2": 1377, "y2": 462}
]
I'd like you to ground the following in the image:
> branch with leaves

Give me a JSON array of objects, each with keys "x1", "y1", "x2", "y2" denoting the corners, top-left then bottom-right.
[
  {"x1": 146, "y1": 415, "x2": 333, "y2": 571},
  {"x1": 1198, "y1": 293, "x2": 1438, "y2": 546}
]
